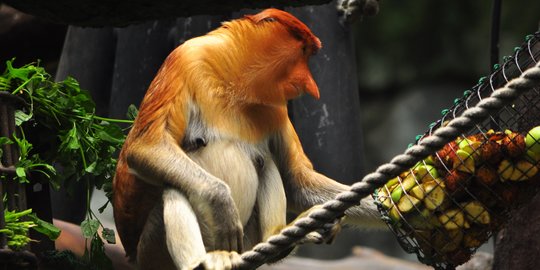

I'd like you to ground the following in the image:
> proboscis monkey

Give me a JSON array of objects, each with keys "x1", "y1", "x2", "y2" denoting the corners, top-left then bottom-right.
[{"x1": 113, "y1": 8, "x2": 383, "y2": 270}]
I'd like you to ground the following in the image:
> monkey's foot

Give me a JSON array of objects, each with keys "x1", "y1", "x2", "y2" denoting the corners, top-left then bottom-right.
[
  {"x1": 192, "y1": 251, "x2": 241, "y2": 270},
  {"x1": 299, "y1": 216, "x2": 343, "y2": 245}
]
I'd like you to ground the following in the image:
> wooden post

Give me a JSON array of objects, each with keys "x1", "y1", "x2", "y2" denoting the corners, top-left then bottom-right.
[
  {"x1": 492, "y1": 92, "x2": 540, "y2": 270},
  {"x1": 0, "y1": 92, "x2": 38, "y2": 268},
  {"x1": 287, "y1": 2, "x2": 366, "y2": 182},
  {"x1": 283, "y1": 2, "x2": 374, "y2": 260}
]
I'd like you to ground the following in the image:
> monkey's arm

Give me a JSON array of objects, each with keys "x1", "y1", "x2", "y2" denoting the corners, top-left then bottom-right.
[
  {"x1": 125, "y1": 124, "x2": 244, "y2": 251},
  {"x1": 275, "y1": 120, "x2": 385, "y2": 229}
]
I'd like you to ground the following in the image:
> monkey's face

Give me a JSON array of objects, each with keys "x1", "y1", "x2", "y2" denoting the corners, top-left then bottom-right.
[
  {"x1": 247, "y1": 26, "x2": 321, "y2": 105},
  {"x1": 217, "y1": 9, "x2": 322, "y2": 106},
  {"x1": 280, "y1": 50, "x2": 319, "y2": 101}
]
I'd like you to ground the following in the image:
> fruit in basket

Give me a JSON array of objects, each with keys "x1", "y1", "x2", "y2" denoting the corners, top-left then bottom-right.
[
  {"x1": 479, "y1": 140, "x2": 503, "y2": 165},
  {"x1": 526, "y1": 126, "x2": 540, "y2": 155},
  {"x1": 433, "y1": 229, "x2": 463, "y2": 252},
  {"x1": 443, "y1": 170, "x2": 470, "y2": 192},
  {"x1": 457, "y1": 137, "x2": 483, "y2": 158},
  {"x1": 438, "y1": 209, "x2": 468, "y2": 230},
  {"x1": 377, "y1": 126, "x2": 540, "y2": 268},
  {"x1": 487, "y1": 129, "x2": 505, "y2": 142},
  {"x1": 390, "y1": 175, "x2": 417, "y2": 202},
  {"x1": 476, "y1": 165, "x2": 498, "y2": 186},
  {"x1": 462, "y1": 228, "x2": 490, "y2": 248},
  {"x1": 413, "y1": 163, "x2": 439, "y2": 182},
  {"x1": 502, "y1": 131, "x2": 526, "y2": 158},
  {"x1": 453, "y1": 149, "x2": 475, "y2": 174},
  {"x1": 409, "y1": 185, "x2": 426, "y2": 200},
  {"x1": 526, "y1": 150, "x2": 540, "y2": 164},
  {"x1": 424, "y1": 180, "x2": 447, "y2": 210},
  {"x1": 461, "y1": 201, "x2": 490, "y2": 225},
  {"x1": 377, "y1": 187, "x2": 393, "y2": 209},
  {"x1": 515, "y1": 159, "x2": 539, "y2": 179},
  {"x1": 433, "y1": 141, "x2": 458, "y2": 168},
  {"x1": 408, "y1": 209, "x2": 440, "y2": 229},
  {"x1": 397, "y1": 195, "x2": 422, "y2": 213},
  {"x1": 388, "y1": 206, "x2": 401, "y2": 223},
  {"x1": 498, "y1": 159, "x2": 538, "y2": 181}
]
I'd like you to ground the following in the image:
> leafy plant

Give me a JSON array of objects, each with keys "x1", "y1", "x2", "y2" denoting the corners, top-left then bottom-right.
[
  {"x1": 0, "y1": 59, "x2": 134, "y2": 264},
  {"x1": 0, "y1": 208, "x2": 60, "y2": 250}
]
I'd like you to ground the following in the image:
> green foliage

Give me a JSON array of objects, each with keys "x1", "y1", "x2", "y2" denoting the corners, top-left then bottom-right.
[
  {"x1": 83, "y1": 234, "x2": 113, "y2": 270},
  {"x1": 0, "y1": 135, "x2": 57, "y2": 185},
  {"x1": 0, "y1": 59, "x2": 133, "y2": 264},
  {"x1": 1, "y1": 60, "x2": 131, "y2": 190},
  {"x1": 0, "y1": 208, "x2": 60, "y2": 250},
  {"x1": 81, "y1": 219, "x2": 100, "y2": 239}
]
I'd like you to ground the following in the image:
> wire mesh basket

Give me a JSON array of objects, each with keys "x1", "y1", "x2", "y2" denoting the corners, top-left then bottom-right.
[{"x1": 374, "y1": 31, "x2": 540, "y2": 270}]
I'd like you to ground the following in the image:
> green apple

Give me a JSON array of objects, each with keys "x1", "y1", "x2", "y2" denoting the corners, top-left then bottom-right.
[
  {"x1": 413, "y1": 164, "x2": 439, "y2": 182},
  {"x1": 457, "y1": 138, "x2": 482, "y2": 158},
  {"x1": 454, "y1": 149, "x2": 475, "y2": 173},
  {"x1": 526, "y1": 126, "x2": 540, "y2": 155}
]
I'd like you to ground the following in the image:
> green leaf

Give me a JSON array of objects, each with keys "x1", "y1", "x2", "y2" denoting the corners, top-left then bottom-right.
[
  {"x1": 88, "y1": 234, "x2": 113, "y2": 270},
  {"x1": 97, "y1": 123, "x2": 124, "y2": 144},
  {"x1": 3, "y1": 208, "x2": 34, "y2": 250},
  {"x1": 0, "y1": 137, "x2": 12, "y2": 145},
  {"x1": 81, "y1": 219, "x2": 100, "y2": 239},
  {"x1": 127, "y1": 104, "x2": 139, "y2": 120},
  {"x1": 85, "y1": 161, "x2": 97, "y2": 173},
  {"x1": 12, "y1": 135, "x2": 31, "y2": 159},
  {"x1": 41, "y1": 163, "x2": 56, "y2": 173},
  {"x1": 101, "y1": 228, "x2": 116, "y2": 244},
  {"x1": 62, "y1": 76, "x2": 80, "y2": 91},
  {"x1": 28, "y1": 213, "x2": 61, "y2": 240},
  {"x1": 98, "y1": 200, "x2": 110, "y2": 214},
  {"x1": 14, "y1": 110, "x2": 32, "y2": 126},
  {"x1": 61, "y1": 124, "x2": 81, "y2": 150},
  {"x1": 6, "y1": 60, "x2": 32, "y2": 81},
  {"x1": 15, "y1": 167, "x2": 26, "y2": 178},
  {"x1": 2, "y1": 61, "x2": 130, "y2": 260}
]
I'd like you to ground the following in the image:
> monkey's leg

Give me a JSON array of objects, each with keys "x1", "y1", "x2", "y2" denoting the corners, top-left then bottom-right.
[{"x1": 138, "y1": 188, "x2": 206, "y2": 270}]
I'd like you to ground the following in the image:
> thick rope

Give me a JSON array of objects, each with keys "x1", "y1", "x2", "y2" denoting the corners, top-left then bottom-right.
[{"x1": 234, "y1": 61, "x2": 540, "y2": 270}]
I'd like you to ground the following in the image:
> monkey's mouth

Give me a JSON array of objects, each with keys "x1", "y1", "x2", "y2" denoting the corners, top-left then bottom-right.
[{"x1": 287, "y1": 83, "x2": 304, "y2": 100}]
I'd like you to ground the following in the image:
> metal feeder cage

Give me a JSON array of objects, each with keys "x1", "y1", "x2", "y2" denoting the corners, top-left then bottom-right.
[{"x1": 374, "y1": 31, "x2": 540, "y2": 270}]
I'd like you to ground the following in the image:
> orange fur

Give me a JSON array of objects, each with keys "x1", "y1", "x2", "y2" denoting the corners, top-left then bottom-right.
[
  {"x1": 113, "y1": 9, "x2": 323, "y2": 260},
  {"x1": 245, "y1": 8, "x2": 322, "y2": 54},
  {"x1": 110, "y1": 11, "x2": 388, "y2": 269}
]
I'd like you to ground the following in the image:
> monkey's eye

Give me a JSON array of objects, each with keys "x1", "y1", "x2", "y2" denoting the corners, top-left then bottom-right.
[
  {"x1": 302, "y1": 45, "x2": 308, "y2": 55},
  {"x1": 262, "y1": 17, "x2": 276, "y2": 22}
]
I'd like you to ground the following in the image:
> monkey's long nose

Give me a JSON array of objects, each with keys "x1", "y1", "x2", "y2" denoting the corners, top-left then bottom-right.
[{"x1": 304, "y1": 75, "x2": 320, "y2": 99}]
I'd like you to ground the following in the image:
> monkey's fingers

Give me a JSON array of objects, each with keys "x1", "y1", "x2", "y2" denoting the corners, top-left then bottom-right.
[
  {"x1": 320, "y1": 217, "x2": 344, "y2": 244},
  {"x1": 297, "y1": 217, "x2": 343, "y2": 245},
  {"x1": 299, "y1": 231, "x2": 325, "y2": 245},
  {"x1": 192, "y1": 251, "x2": 241, "y2": 270},
  {"x1": 214, "y1": 219, "x2": 244, "y2": 252}
]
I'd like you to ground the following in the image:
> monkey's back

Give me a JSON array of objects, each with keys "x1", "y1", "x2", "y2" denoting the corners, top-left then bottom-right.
[{"x1": 113, "y1": 147, "x2": 163, "y2": 260}]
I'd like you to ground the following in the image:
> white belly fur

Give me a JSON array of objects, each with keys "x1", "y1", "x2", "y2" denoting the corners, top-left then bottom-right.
[{"x1": 188, "y1": 140, "x2": 259, "y2": 226}]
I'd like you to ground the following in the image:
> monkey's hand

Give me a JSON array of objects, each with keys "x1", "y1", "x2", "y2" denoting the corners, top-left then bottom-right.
[
  {"x1": 192, "y1": 250, "x2": 242, "y2": 270},
  {"x1": 192, "y1": 184, "x2": 244, "y2": 252},
  {"x1": 293, "y1": 205, "x2": 344, "y2": 245}
]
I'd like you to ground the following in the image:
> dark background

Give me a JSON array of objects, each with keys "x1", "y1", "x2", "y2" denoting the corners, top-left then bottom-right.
[{"x1": 1, "y1": 0, "x2": 540, "y2": 267}]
